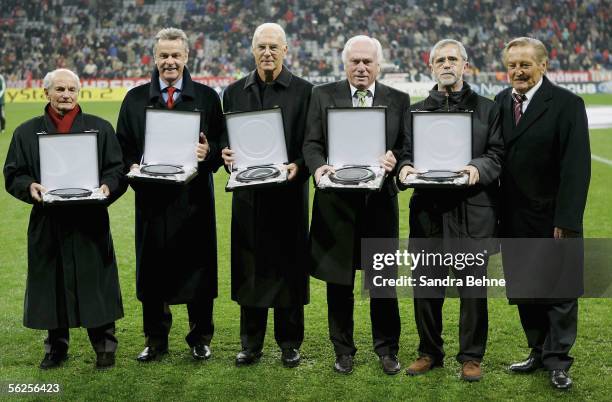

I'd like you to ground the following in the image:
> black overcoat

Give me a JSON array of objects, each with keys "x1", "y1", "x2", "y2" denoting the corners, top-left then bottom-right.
[
  {"x1": 494, "y1": 76, "x2": 591, "y2": 301},
  {"x1": 303, "y1": 80, "x2": 410, "y2": 286},
  {"x1": 398, "y1": 83, "x2": 503, "y2": 251},
  {"x1": 116, "y1": 68, "x2": 224, "y2": 303},
  {"x1": 221, "y1": 67, "x2": 312, "y2": 307},
  {"x1": 3, "y1": 108, "x2": 125, "y2": 329}
]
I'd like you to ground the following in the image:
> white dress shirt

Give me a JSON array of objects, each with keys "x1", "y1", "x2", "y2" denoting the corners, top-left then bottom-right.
[
  {"x1": 350, "y1": 82, "x2": 376, "y2": 107},
  {"x1": 512, "y1": 77, "x2": 543, "y2": 113}
]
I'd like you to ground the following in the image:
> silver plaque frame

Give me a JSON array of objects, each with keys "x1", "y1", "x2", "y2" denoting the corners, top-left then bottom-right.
[
  {"x1": 319, "y1": 107, "x2": 387, "y2": 191},
  {"x1": 39, "y1": 131, "x2": 107, "y2": 205},
  {"x1": 403, "y1": 111, "x2": 472, "y2": 188},
  {"x1": 225, "y1": 108, "x2": 289, "y2": 191},
  {"x1": 127, "y1": 108, "x2": 201, "y2": 184}
]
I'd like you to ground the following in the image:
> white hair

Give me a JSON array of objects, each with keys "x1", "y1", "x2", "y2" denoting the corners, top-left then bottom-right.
[
  {"x1": 341, "y1": 35, "x2": 383, "y2": 65},
  {"x1": 43, "y1": 69, "x2": 81, "y2": 90},
  {"x1": 429, "y1": 39, "x2": 468, "y2": 62},
  {"x1": 252, "y1": 23, "x2": 287, "y2": 48},
  {"x1": 153, "y1": 27, "x2": 189, "y2": 54}
]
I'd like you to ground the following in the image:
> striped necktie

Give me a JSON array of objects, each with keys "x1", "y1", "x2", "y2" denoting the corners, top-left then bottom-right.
[{"x1": 512, "y1": 93, "x2": 527, "y2": 125}]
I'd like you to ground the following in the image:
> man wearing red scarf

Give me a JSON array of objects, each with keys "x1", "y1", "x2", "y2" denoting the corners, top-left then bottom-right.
[{"x1": 4, "y1": 69, "x2": 126, "y2": 370}]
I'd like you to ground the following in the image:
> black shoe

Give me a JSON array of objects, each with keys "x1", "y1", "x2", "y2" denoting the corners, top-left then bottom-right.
[
  {"x1": 191, "y1": 344, "x2": 211, "y2": 360},
  {"x1": 380, "y1": 355, "x2": 401, "y2": 375},
  {"x1": 235, "y1": 349, "x2": 262, "y2": 366},
  {"x1": 281, "y1": 348, "x2": 300, "y2": 368},
  {"x1": 334, "y1": 354, "x2": 353, "y2": 374},
  {"x1": 95, "y1": 352, "x2": 115, "y2": 370},
  {"x1": 136, "y1": 346, "x2": 168, "y2": 362},
  {"x1": 550, "y1": 369, "x2": 573, "y2": 390},
  {"x1": 39, "y1": 350, "x2": 68, "y2": 370},
  {"x1": 508, "y1": 355, "x2": 543, "y2": 373}
]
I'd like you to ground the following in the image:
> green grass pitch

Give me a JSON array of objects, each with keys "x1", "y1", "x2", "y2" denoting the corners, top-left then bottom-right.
[{"x1": 0, "y1": 96, "x2": 611, "y2": 401}]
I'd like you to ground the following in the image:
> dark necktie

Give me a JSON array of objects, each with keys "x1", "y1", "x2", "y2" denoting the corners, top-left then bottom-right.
[
  {"x1": 166, "y1": 86, "x2": 176, "y2": 109},
  {"x1": 512, "y1": 93, "x2": 527, "y2": 125}
]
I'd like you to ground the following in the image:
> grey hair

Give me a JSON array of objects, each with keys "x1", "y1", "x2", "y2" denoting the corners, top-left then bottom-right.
[
  {"x1": 153, "y1": 27, "x2": 189, "y2": 54},
  {"x1": 429, "y1": 39, "x2": 468, "y2": 63},
  {"x1": 341, "y1": 35, "x2": 383, "y2": 65},
  {"x1": 252, "y1": 23, "x2": 287, "y2": 48},
  {"x1": 43, "y1": 69, "x2": 81, "y2": 90},
  {"x1": 502, "y1": 36, "x2": 548, "y2": 65}
]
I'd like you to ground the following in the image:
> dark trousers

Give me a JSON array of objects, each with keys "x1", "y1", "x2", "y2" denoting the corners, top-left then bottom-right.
[
  {"x1": 517, "y1": 300, "x2": 577, "y2": 370},
  {"x1": 412, "y1": 258, "x2": 489, "y2": 364},
  {"x1": 414, "y1": 298, "x2": 488, "y2": 363},
  {"x1": 239, "y1": 305, "x2": 304, "y2": 352},
  {"x1": 142, "y1": 298, "x2": 214, "y2": 348},
  {"x1": 45, "y1": 322, "x2": 117, "y2": 354},
  {"x1": 326, "y1": 281, "x2": 400, "y2": 357}
]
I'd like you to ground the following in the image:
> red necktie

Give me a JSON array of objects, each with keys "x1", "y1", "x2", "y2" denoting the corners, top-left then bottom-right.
[
  {"x1": 166, "y1": 86, "x2": 176, "y2": 109},
  {"x1": 512, "y1": 93, "x2": 527, "y2": 125}
]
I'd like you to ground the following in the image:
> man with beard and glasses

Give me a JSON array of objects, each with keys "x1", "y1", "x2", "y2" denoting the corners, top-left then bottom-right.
[{"x1": 397, "y1": 39, "x2": 503, "y2": 381}]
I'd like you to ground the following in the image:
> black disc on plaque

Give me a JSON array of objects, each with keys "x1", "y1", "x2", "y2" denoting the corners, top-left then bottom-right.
[
  {"x1": 418, "y1": 170, "x2": 462, "y2": 182},
  {"x1": 329, "y1": 167, "x2": 375, "y2": 185},
  {"x1": 140, "y1": 164, "x2": 184, "y2": 176},
  {"x1": 236, "y1": 166, "x2": 281, "y2": 183},
  {"x1": 48, "y1": 188, "x2": 92, "y2": 198}
]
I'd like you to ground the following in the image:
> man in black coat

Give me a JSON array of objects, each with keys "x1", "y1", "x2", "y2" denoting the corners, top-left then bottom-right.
[
  {"x1": 220, "y1": 23, "x2": 312, "y2": 368},
  {"x1": 495, "y1": 37, "x2": 590, "y2": 390},
  {"x1": 4, "y1": 69, "x2": 126, "y2": 370},
  {"x1": 396, "y1": 39, "x2": 503, "y2": 381},
  {"x1": 116, "y1": 28, "x2": 224, "y2": 362},
  {"x1": 303, "y1": 35, "x2": 409, "y2": 375}
]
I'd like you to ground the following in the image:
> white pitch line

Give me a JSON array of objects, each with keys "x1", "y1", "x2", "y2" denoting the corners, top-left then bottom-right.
[{"x1": 592, "y1": 154, "x2": 612, "y2": 166}]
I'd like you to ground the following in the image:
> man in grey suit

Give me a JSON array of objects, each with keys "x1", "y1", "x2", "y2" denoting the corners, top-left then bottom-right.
[
  {"x1": 303, "y1": 35, "x2": 410, "y2": 375},
  {"x1": 396, "y1": 39, "x2": 503, "y2": 382}
]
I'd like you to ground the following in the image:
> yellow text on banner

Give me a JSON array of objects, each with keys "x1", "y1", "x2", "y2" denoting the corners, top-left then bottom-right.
[{"x1": 5, "y1": 88, "x2": 129, "y2": 103}]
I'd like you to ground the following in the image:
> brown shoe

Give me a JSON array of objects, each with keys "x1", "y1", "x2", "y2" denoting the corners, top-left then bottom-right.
[
  {"x1": 461, "y1": 360, "x2": 482, "y2": 382},
  {"x1": 406, "y1": 356, "x2": 441, "y2": 376}
]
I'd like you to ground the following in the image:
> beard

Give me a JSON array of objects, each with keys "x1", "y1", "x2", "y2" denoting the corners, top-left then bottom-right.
[{"x1": 437, "y1": 74, "x2": 458, "y2": 89}]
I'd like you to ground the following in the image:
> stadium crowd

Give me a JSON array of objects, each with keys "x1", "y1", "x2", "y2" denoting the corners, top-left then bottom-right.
[{"x1": 0, "y1": 0, "x2": 610, "y2": 83}]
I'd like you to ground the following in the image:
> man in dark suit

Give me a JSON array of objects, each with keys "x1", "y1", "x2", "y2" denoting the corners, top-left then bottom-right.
[
  {"x1": 4, "y1": 69, "x2": 126, "y2": 370},
  {"x1": 221, "y1": 23, "x2": 312, "y2": 368},
  {"x1": 116, "y1": 27, "x2": 224, "y2": 363},
  {"x1": 303, "y1": 35, "x2": 409, "y2": 375},
  {"x1": 396, "y1": 39, "x2": 503, "y2": 382},
  {"x1": 494, "y1": 37, "x2": 590, "y2": 390}
]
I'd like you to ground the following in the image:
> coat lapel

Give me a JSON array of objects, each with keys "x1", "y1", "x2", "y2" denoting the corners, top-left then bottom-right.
[
  {"x1": 332, "y1": 80, "x2": 353, "y2": 108},
  {"x1": 501, "y1": 92, "x2": 515, "y2": 144},
  {"x1": 243, "y1": 71, "x2": 263, "y2": 110},
  {"x1": 372, "y1": 81, "x2": 389, "y2": 107},
  {"x1": 71, "y1": 109, "x2": 86, "y2": 132},
  {"x1": 507, "y1": 76, "x2": 553, "y2": 145}
]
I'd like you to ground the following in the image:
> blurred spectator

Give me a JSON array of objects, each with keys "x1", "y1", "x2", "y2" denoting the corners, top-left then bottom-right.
[{"x1": 0, "y1": 0, "x2": 609, "y2": 82}]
